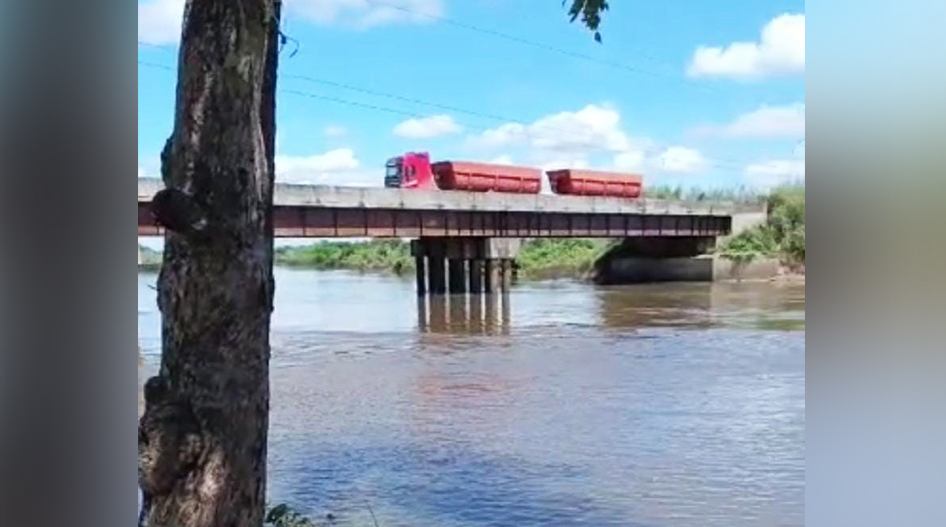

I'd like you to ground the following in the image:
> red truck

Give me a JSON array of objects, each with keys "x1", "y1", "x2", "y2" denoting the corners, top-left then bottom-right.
[{"x1": 384, "y1": 151, "x2": 643, "y2": 198}]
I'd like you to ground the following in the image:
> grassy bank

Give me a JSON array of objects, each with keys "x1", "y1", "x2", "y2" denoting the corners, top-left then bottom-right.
[
  {"x1": 275, "y1": 240, "x2": 415, "y2": 273},
  {"x1": 516, "y1": 238, "x2": 614, "y2": 278},
  {"x1": 718, "y1": 185, "x2": 805, "y2": 269}
]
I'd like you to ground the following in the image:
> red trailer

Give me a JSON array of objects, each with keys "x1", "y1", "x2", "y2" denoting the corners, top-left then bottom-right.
[
  {"x1": 432, "y1": 161, "x2": 541, "y2": 194},
  {"x1": 546, "y1": 169, "x2": 643, "y2": 198},
  {"x1": 384, "y1": 152, "x2": 541, "y2": 194},
  {"x1": 384, "y1": 151, "x2": 644, "y2": 198}
]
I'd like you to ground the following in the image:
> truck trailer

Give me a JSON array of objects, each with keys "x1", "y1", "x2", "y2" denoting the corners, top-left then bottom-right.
[{"x1": 385, "y1": 151, "x2": 644, "y2": 198}]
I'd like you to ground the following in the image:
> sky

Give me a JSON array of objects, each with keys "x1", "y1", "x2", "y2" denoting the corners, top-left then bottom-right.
[{"x1": 137, "y1": 0, "x2": 805, "y2": 194}]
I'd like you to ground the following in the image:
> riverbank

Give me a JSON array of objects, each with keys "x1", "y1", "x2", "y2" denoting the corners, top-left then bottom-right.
[{"x1": 718, "y1": 185, "x2": 805, "y2": 268}]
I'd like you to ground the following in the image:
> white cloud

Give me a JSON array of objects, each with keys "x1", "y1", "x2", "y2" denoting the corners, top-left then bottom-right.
[
  {"x1": 276, "y1": 148, "x2": 368, "y2": 184},
  {"x1": 393, "y1": 115, "x2": 462, "y2": 139},
  {"x1": 656, "y1": 147, "x2": 710, "y2": 174},
  {"x1": 138, "y1": 0, "x2": 185, "y2": 46},
  {"x1": 286, "y1": 0, "x2": 444, "y2": 29},
  {"x1": 466, "y1": 104, "x2": 717, "y2": 178},
  {"x1": 613, "y1": 150, "x2": 646, "y2": 172},
  {"x1": 138, "y1": 167, "x2": 147, "y2": 179},
  {"x1": 469, "y1": 104, "x2": 632, "y2": 155},
  {"x1": 139, "y1": 0, "x2": 443, "y2": 45},
  {"x1": 744, "y1": 159, "x2": 806, "y2": 189},
  {"x1": 489, "y1": 155, "x2": 515, "y2": 165},
  {"x1": 692, "y1": 103, "x2": 805, "y2": 138},
  {"x1": 323, "y1": 125, "x2": 347, "y2": 138},
  {"x1": 688, "y1": 14, "x2": 805, "y2": 79}
]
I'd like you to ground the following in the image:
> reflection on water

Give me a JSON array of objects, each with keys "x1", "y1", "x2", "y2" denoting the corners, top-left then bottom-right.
[
  {"x1": 138, "y1": 269, "x2": 805, "y2": 527},
  {"x1": 419, "y1": 294, "x2": 512, "y2": 335}
]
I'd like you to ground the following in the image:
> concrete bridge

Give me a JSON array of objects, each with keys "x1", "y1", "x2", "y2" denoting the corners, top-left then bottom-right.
[{"x1": 138, "y1": 178, "x2": 767, "y2": 296}]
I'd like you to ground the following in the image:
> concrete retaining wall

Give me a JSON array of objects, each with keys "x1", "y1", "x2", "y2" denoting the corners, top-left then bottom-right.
[{"x1": 602, "y1": 255, "x2": 779, "y2": 283}]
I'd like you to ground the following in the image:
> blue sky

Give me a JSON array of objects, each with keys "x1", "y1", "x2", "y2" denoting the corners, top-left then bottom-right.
[{"x1": 138, "y1": 0, "x2": 805, "y2": 192}]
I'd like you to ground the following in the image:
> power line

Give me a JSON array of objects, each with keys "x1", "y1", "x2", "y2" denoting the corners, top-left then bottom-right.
[
  {"x1": 360, "y1": 0, "x2": 720, "y2": 92},
  {"x1": 137, "y1": 60, "x2": 753, "y2": 172},
  {"x1": 281, "y1": 73, "x2": 756, "y2": 169},
  {"x1": 283, "y1": 73, "x2": 512, "y2": 123}
]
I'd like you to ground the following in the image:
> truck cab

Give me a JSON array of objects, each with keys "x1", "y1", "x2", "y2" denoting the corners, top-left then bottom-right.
[{"x1": 384, "y1": 152, "x2": 436, "y2": 189}]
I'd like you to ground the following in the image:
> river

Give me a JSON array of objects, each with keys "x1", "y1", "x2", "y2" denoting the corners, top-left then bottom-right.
[{"x1": 138, "y1": 268, "x2": 805, "y2": 527}]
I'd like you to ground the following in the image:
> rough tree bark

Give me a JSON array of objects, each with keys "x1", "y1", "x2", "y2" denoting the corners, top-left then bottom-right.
[{"x1": 138, "y1": 1, "x2": 280, "y2": 526}]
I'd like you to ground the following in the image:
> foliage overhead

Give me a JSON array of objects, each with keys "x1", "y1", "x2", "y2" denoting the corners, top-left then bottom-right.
[{"x1": 565, "y1": 0, "x2": 610, "y2": 42}]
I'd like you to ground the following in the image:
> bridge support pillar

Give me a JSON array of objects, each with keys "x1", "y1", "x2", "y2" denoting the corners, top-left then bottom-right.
[
  {"x1": 412, "y1": 237, "x2": 522, "y2": 297},
  {"x1": 448, "y1": 259, "x2": 466, "y2": 294},
  {"x1": 427, "y1": 245, "x2": 446, "y2": 295},
  {"x1": 415, "y1": 256, "x2": 426, "y2": 296},
  {"x1": 485, "y1": 260, "x2": 500, "y2": 294},
  {"x1": 469, "y1": 260, "x2": 484, "y2": 294},
  {"x1": 501, "y1": 259, "x2": 513, "y2": 292}
]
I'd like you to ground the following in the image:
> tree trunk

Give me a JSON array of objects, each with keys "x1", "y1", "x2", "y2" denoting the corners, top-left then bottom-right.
[{"x1": 138, "y1": 1, "x2": 280, "y2": 526}]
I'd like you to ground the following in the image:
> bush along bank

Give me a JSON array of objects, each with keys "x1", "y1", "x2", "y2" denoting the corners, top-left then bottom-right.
[
  {"x1": 272, "y1": 238, "x2": 618, "y2": 280},
  {"x1": 275, "y1": 239, "x2": 415, "y2": 274},
  {"x1": 718, "y1": 185, "x2": 805, "y2": 272}
]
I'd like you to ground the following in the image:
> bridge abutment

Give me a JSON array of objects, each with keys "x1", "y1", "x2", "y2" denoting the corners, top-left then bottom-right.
[{"x1": 594, "y1": 235, "x2": 778, "y2": 283}]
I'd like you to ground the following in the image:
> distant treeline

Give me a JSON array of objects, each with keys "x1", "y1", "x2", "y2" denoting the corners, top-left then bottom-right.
[
  {"x1": 138, "y1": 245, "x2": 162, "y2": 271},
  {"x1": 643, "y1": 184, "x2": 768, "y2": 204},
  {"x1": 274, "y1": 238, "x2": 612, "y2": 279}
]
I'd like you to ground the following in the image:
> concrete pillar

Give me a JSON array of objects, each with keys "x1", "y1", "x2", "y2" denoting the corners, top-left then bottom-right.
[
  {"x1": 448, "y1": 259, "x2": 466, "y2": 295},
  {"x1": 415, "y1": 256, "x2": 426, "y2": 296},
  {"x1": 428, "y1": 255, "x2": 446, "y2": 295},
  {"x1": 485, "y1": 259, "x2": 501, "y2": 294},
  {"x1": 469, "y1": 259, "x2": 484, "y2": 294},
  {"x1": 416, "y1": 295, "x2": 428, "y2": 332},
  {"x1": 501, "y1": 259, "x2": 512, "y2": 292}
]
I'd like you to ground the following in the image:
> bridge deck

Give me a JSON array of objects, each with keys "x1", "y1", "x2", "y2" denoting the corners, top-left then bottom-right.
[{"x1": 138, "y1": 179, "x2": 760, "y2": 238}]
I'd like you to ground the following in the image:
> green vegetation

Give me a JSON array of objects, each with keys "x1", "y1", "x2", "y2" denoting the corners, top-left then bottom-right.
[
  {"x1": 719, "y1": 185, "x2": 806, "y2": 267},
  {"x1": 516, "y1": 238, "x2": 615, "y2": 278},
  {"x1": 275, "y1": 240, "x2": 414, "y2": 274},
  {"x1": 138, "y1": 244, "x2": 162, "y2": 271},
  {"x1": 272, "y1": 238, "x2": 618, "y2": 279},
  {"x1": 644, "y1": 184, "x2": 766, "y2": 205}
]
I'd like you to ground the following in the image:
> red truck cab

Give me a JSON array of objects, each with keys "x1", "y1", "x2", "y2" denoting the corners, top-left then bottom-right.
[{"x1": 384, "y1": 152, "x2": 437, "y2": 190}]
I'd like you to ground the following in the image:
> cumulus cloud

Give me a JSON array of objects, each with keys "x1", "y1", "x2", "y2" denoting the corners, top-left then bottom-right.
[
  {"x1": 469, "y1": 104, "x2": 632, "y2": 155},
  {"x1": 744, "y1": 159, "x2": 806, "y2": 189},
  {"x1": 139, "y1": 0, "x2": 443, "y2": 45},
  {"x1": 692, "y1": 103, "x2": 805, "y2": 139},
  {"x1": 467, "y1": 104, "x2": 714, "y2": 177},
  {"x1": 688, "y1": 14, "x2": 805, "y2": 79},
  {"x1": 138, "y1": 167, "x2": 147, "y2": 178},
  {"x1": 138, "y1": 0, "x2": 185, "y2": 46},
  {"x1": 276, "y1": 148, "x2": 370, "y2": 185},
  {"x1": 613, "y1": 150, "x2": 646, "y2": 172},
  {"x1": 656, "y1": 147, "x2": 711, "y2": 174},
  {"x1": 393, "y1": 115, "x2": 462, "y2": 139}
]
